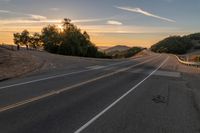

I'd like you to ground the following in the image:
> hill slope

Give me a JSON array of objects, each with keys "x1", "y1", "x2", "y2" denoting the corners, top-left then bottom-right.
[
  {"x1": 0, "y1": 47, "x2": 41, "y2": 81},
  {"x1": 105, "y1": 45, "x2": 130, "y2": 54},
  {"x1": 105, "y1": 45, "x2": 144, "y2": 58},
  {"x1": 151, "y1": 33, "x2": 200, "y2": 54}
]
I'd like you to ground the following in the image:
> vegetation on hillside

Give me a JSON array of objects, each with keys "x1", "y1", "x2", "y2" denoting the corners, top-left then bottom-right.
[
  {"x1": 106, "y1": 46, "x2": 144, "y2": 58},
  {"x1": 105, "y1": 45, "x2": 130, "y2": 53},
  {"x1": 151, "y1": 33, "x2": 200, "y2": 54},
  {"x1": 13, "y1": 18, "x2": 109, "y2": 58},
  {"x1": 125, "y1": 47, "x2": 144, "y2": 58}
]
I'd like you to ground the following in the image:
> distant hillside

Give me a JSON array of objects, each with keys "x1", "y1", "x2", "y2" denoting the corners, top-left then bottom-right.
[
  {"x1": 105, "y1": 45, "x2": 130, "y2": 54},
  {"x1": 151, "y1": 33, "x2": 200, "y2": 54},
  {"x1": 98, "y1": 46, "x2": 110, "y2": 52},
  {"x1": 105, "y1": 46, "x2": 144, "y2": 58},
  {"x1": 188, "y1": 33, "x2": 200, "y2": 50}
]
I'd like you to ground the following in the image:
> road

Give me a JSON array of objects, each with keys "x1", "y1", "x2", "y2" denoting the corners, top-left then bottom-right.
[{"x1": 0, "y1": 53, "x2": 200, "y2": 133}]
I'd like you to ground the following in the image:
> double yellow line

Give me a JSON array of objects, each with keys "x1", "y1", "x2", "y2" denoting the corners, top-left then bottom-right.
[{"x1": 0, "y1": 55, "x2": 162, "y2": 113}]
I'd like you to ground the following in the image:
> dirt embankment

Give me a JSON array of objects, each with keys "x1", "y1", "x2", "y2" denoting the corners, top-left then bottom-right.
[
  {"x1": 0, "y1": 47, "x2": 116, "y2": 81},
  {"x1": 0, "y1": 47, "x2": 150, "y2": 81},
  {"x1": 0, "y1": 48, "x2": 41, "y2": 81}
]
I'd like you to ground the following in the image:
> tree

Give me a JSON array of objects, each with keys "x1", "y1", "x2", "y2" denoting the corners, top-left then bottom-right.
[
  {"x1": 62, "y1": 18, "x2": 78, "y2": 33},
  {"x1": 13, "y1": 33, "x2": 21, "y2": 50},
  {"x1": 13, "y1": 18, "x2": 108, "y2": 58},
  {"x1": 83, "y1": 31, "x2": 90, "y2": 41},
  {"x1": 20, "y1": 30, "x2": 30, "y2": 50},
  {"x1": 29, "y1": 33, "x2": 42, "y2": 49},
  {"x1": 58, "y1": 18, "x2": 104, "y2": 57},
  {"x1": 59, "y1": 18, "x2": 84, "y2": 56},
  {"x1": 41, "y1": 25, "x2": 61, "y2": 53}
]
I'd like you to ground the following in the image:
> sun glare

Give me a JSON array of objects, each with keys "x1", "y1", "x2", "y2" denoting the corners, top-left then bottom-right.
[{"x1": 57, "y1": 24, "x2": 63, "y2": 31}]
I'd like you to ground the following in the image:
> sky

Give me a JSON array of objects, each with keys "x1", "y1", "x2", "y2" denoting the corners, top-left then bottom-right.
[{"x1": 0, "y1": 0, "x2": 200, "y2": 47}]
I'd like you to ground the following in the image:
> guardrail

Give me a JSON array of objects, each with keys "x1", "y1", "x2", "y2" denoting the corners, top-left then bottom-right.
[{"x1": 175, "y1": 55, "x2": 200, "y2": 67}]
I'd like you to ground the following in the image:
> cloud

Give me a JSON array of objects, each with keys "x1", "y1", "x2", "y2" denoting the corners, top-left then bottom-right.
[
  {"x1": 50, "y1": 8, "x2": 59, "y2": 11},
  {"x1": 0, "y1": 10, "x2": 11, "y2": 13},
  {"x1": 0, "y1": 0, "x2": 11, "y2": 2},
  {"x1": 80, "y1": 25, "x2": 179, "y2": 34},
  {"x1": 116, "y1": 6, "x2": 176, "y2": 23},
  {"x1": 0, "y1": 9, "x2": 118, "y2": 24},
  {"x1": 107, "y1": 20, "x2": 122, "y2": 25},
  {"x1": 29, "y1": 14, "x2": 47, "y2": 20},
  {"x1": 0, "y1": 9, "x2": 47, "y2": 21},
  {"x1": 0, "y1": 19, "x2": 61, "y2": 25},
  {"x1": 72, "y1": 18, "x2": 109, "y2": 23},
  {"x1": 0, "y1": 18, "x2": 108, "y2": 25},
  {"x1": 0, "y1": 9, "x2": 109, "y2": 24}
]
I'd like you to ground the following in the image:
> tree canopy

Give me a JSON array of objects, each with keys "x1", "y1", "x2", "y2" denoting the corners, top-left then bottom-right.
[{"x1": 13, "y1": 18, "x2": 108, "y2": 58}]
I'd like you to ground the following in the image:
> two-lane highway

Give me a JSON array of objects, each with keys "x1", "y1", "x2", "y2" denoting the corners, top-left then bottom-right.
[
  {"x1": 0, "y1": 54, "x2": 158, "y2": 110},
  {"x1": 0, "y1": 54, "x2": 200, "y2": 133}
]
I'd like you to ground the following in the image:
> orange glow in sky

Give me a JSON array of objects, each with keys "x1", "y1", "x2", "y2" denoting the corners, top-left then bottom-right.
[
  {"x1": 0, "y1": 0, "x2": 199, "y2": 47},
  {"x1": 0, "y1": 23, "x2": 184, "y2": 48}
]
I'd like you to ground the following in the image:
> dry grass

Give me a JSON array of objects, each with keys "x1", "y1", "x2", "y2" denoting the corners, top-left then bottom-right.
[{"x1": 0, "y1": 48, "x2": 40, "y2": 80}]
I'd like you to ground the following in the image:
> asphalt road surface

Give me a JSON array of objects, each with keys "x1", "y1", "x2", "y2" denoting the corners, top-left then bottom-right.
[{"x1": 0, "y1": 53, "x2": 200, "y2": 133}]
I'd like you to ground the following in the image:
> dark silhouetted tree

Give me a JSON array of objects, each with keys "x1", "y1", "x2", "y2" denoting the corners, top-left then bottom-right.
[
  {"x1": 29, "y1": 33, "x2": 42, "y2": 49},
  {"x1": 41, "y1": 25, "x2": 61, "y2": 53},
  {"x1": 20, "y1": 30, "x2": 30, "y2": 50},
  {"x1": 13, "y1": 18, "x2": 108, "y2": 58},
  {"x1": 13, "y1": 33, "x2": 21, "y2": 50}
]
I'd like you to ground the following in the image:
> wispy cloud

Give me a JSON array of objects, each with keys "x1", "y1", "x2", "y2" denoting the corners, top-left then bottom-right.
[
  {"x1": 0, "y1": 9, "x2": 111, "y2": 24},
  {"x1": 29, "y1": 15, "x2": 47, "y2": 20},
  {"x1": 50, "y1": 8, "x2": 60, "y2": 11},
  {"x1": 0, "y1": 17, "x2": 112, "y2": 25},
  {"x1": 0, "y1": 9, "x2": 122, "y2": 25},
  {"x1": 107, "y1": 20, "x2": 122, "y2": 25},
  {"x1": 0, "y1": 0, "x2": 11, "y2": 2},
  {"x1": 0, "y1": 18, "x2": 109, "y2": 25},
  {"x1": 0, "y1": 10, "x2": 11, "y2": 13},
  {"x1": 116, "y1": 6, "x2": 176, "y2": 23},
  {"x1": 0, "y1": 9, "x2": 47, "y2": 21},
  {"x1": 0, "y1": 19, "x2": 61, "y2": 25},
  {"x1": 80, "y1": 25, "x2": 179, "y2": 34},
  {"x1": 72, "y1": 18, "x2": 108, "y2": 23}
]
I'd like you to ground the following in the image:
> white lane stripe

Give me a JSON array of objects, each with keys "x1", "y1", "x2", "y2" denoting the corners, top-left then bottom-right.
[
  {"x1": 0, "y1": 69, "x2": 91, "y2": 90},
  {"x1": 74, "y1": 56, "x2": 169, "y2": 133},
  {"x1": 0, "y1": 55, "x2": 160, "y2": 113},
  {"x1": 0, "y1": 55, "x2": 155, "y2": 90}
]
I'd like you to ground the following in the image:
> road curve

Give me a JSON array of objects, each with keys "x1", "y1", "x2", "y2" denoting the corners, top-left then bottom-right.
[{"x1": 0, "y1": 54, "x2": 200, "y2": 133}]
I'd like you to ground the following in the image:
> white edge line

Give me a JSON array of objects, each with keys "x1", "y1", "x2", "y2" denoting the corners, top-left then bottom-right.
[
  {"x1": 74, "y1": 56, "x2": 169, "y2": 133},
  {"x1": 0, "y1": 55, "x2": 154, "y2": 90},
  {"x1": 0, "y1": 69, "x2": 91, "y2": 90}
]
